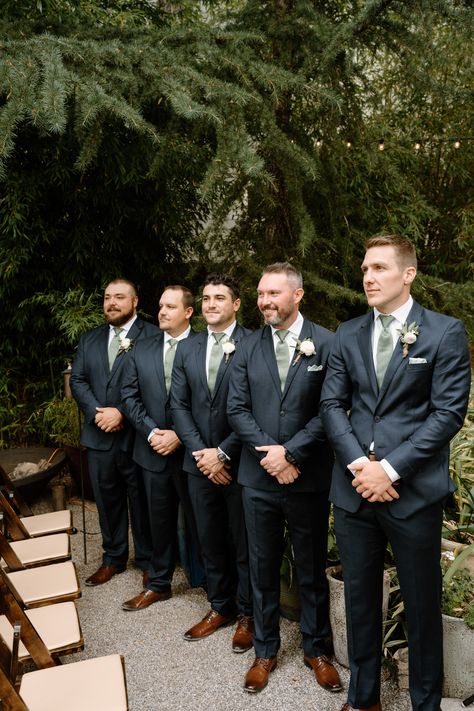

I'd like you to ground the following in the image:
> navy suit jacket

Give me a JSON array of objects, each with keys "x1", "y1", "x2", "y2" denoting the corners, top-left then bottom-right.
[
  {"x1": 227, "y1": 318, "x2": 334, "y2": 493},
  {"x1": 120, "y1": 329, "x2": 197, "y2": 472},
  {"x1": 70, "y1": 317, "x2": 159, "y2": 452},
  {"x1": 170, "y1": 323, "x2": 251, "y2": 477},
  {"x1": 320, "y1": 300, "x2": 471, "y2": 518}
]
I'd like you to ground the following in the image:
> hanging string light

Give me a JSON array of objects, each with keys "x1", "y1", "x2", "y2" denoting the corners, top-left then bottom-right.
[
  {"x1": 311, "y1": 135, "x2": 472, "y2": 152},
  {"x1": 378, "y1": 139, "x2": 385, "y2": 151}
]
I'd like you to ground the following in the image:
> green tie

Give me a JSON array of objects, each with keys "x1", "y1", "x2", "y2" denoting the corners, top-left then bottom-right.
[
  {"x1": 276, "y1": 329, "x2": 289, "y2": 393},
  {"x1": 108, "y1": 327, "x2": 123, "y2": 369},
  {"x1": 208, "y1": 332, "x2": 225, "y2": 395},
  {"x1": 376, "y1": 315, "x2": 395, "y2": 388},
  {"x1": 164, "y1": 338, "x2": 178, "y2": 394}
]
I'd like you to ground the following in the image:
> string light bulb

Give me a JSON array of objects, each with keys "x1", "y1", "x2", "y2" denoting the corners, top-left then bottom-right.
[
  {"x1": 454, "y1": 139, "x2": 461, "y2": 149},
  {"x1": 414, "y1": 140, "x2": 422, "y2": 151},
  {"x1": 315, "y1": 138, "x2": 323, "y2": 148},
  {"x1": 346, "y1": 140, "x2": 352, "y2": 149},
  {"x1": 378, "y1": 139, "x2": 385, "y2": 151}
]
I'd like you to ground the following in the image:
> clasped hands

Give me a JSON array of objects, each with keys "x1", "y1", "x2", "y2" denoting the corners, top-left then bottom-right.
[
  {"x1": 192, "y1": 448, "x2": 232, "y2": 486},
  {"x1": 255, "y1": 444, "x2": 299, "y2": 485},
  {"x1": 149, "y1": 429, "x2": 181, "y2": 456},
  {"x1": 349, "y1": 460, "x2": 399, "y2": 503},
  {"x1": 95, "y1": 407, "x2": 124, "y2": 432}
]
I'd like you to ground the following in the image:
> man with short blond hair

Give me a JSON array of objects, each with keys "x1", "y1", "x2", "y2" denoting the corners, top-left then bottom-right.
[
  {"x1": 320, "y1": 234, "x2": 471, "y2": 711},
  {"x1": 71, "y1": 278, "x2": 159, "y2": 588}
]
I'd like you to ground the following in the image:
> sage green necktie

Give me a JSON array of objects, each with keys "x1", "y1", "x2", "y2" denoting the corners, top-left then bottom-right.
[
  {"x1": 376, "y1": 315, "x2": 395, "y2": 388},
  {"x1": 108, "y1": 327, "x2": 123, "y2": 369},
  {"x1": 208, "y1": 332, "x2": 225, "y2": 395},
  {"x1": 276, "y1": 329, "x2": 289, "y2": 393},
  {"x1": 164, "y1": 338, "x2": 177, "y2": 394}
]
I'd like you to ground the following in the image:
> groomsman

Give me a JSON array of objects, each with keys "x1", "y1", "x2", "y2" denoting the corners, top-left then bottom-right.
[
  {"x1": 320, "y1": 234, "x2": 471, "y2": 711},
  {"x1": 227, "y1": 263, "x2": 342, "y2": 694},
  {"x1": 121, "y1": 285, "x2": 204, "y2": 610},
  {"x1": 171, "y1": 274, "x2": 253, "y2": 653},
  {"x1": 71, "y1": 278, "x2": 159, "y2": 586}
]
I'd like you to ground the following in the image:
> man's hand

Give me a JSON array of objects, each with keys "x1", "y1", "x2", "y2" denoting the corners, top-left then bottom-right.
[
  {"x1": 350, "y1": 460, "x2": 400, "y2": 502},
  {"x1": 150, "y1": 429, "x2": 181, "y2": 456},
  {"x1": 95, "y1": 407, "x2": 124, "y2": 432},
  {"x1": 255, "y1": 444, "x2": 288, "y2": 474},
  {"x1": 192, "y1": 448, "x2": 232, "y2": 485},
  {"x1": 274, "y1": 463, "x2": 300, "y2": 485}
]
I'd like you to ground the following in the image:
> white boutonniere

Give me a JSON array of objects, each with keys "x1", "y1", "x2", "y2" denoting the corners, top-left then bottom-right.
[
  {"x1": 397, "y1": 322, "x2": 419, "y2": 358},
  {"x1": 292, "y1": 337, "x2": 316, "y2": 366},
  {"x1": 117, "y1": 336, "x2": 134, "y2": 355},
  {"x1": 222, "y1": 337, "x2": 236, "y2": 363}
]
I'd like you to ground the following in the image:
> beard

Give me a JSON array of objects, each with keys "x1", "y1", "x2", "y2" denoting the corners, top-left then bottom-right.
[
  {"x1": 260, "y1": 304, "x2": 293, "y2": 327},
  {"x1": 105, "y1": 306, "x2": 135, "y2": 327}
]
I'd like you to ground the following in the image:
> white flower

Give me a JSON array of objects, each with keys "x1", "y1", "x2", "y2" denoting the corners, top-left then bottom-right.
[
  {"x1": 221, "y1": 337, "x2": 236, "y2": 362},
  {"x1": 292, "y1": 337, "x2": 316, "y2": 365},
  {"x1": 119, "y1": 337, "x2": 131, "y2": 350},
  {"x1": 299, "y1": 339, "x2": 316, "y2": 356},
  {"x1": 397, "y1": 322, "x2": 419, "y2": 358}
]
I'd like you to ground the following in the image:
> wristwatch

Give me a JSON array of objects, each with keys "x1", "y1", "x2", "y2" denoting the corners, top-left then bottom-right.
[
  {"x1": 284, "y1": 448, "x2": 298, "y2": 466},
  {"x1": 217, "y1": 448, "x2": 230, "y2": 463}
]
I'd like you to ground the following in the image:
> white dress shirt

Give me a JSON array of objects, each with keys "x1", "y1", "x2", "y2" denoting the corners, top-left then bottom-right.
[{"x1": 270, "y1": 311, "x2": 304, "y2": 366}]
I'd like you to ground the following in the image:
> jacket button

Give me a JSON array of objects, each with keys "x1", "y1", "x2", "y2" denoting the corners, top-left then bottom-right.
[
  {"x1": 374, "y1": 416, "x2": 381, "y2": 423},
  {"x1": 280, "y1": 410, "x2": 285, "y2": 416}
]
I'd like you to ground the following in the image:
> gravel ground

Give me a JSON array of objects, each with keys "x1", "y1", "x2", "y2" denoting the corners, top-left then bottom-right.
[{"x1": 31, "y1": 493, "x2": 417, "y2": 711}]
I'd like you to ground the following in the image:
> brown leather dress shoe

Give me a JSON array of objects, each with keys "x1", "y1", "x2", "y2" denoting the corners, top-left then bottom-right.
[
  {"x1": 142, "y1": 570, "x2": 149, "y2": 588},
  {"x1": 85, "y1": 564, "x2": 125, "y2": 586},
  {"x1": 304, "y1": 655, "x2": 343, "y2": 691},
  {"x1": 183, "y1": 610, "x2": 236, "y2": 640},
  {"x1": 122, "y1": 589, "x2": 172, "y2": 611},
  {"x1": 244, "y1": 657, "x2": 277, "y2": 693},
  {"x1": 339, "y1": 702, "x2": 382, "y2": 711},
  {"x1": 232, "y1": 615, "x2": 254, "y2": 653}
]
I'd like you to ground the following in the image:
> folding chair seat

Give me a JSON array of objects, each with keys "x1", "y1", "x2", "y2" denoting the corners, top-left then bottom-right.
[
  {"x1": 0, "y1": 570, "x2": 83, "y2": 667},
  {"x1": 0, "y1": 490, "x2": 74, "y2": 540},
  {"x1": 0, "y1": 630, "x2": 128, "y2": 711},
  {"x1": 0, "y1": 525, "x2": 70, "y2": 571},
  {"x1": 6, "y1": 561, "x2": 81, "y2": 608}
]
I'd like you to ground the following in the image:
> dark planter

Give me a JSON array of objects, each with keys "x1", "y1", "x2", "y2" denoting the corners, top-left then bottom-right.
[{"x1": 62, "y1": 445, "x2": 95, "y2": 501}]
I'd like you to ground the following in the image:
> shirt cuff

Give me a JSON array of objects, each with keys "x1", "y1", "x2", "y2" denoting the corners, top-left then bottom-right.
[
  {"x1": 148, "y1": 428, "x2": 158, "y2": 443},
  {"x1": 217, "y1": 447, "x2": 230, "y2": 461},
  {"x1": 347, "y1": 456, "x2": 369, "y2": 476},
  {"x1": 380, "y1": 459, "x2": 400, "y2": 482}
]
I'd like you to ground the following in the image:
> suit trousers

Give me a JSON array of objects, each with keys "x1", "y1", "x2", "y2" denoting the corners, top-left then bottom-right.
[
  {"x1": 334, "y1": 500, "x2": 444, "y2": 711},
  {"x1": 87, "y1": 440, "x2": 151, "y2": 570},
  {"x1": 242, "y1": 486, "x2": 331, "y2": 658},
  {"x1": 142, "y1": 463, "x2": 205, "y2": 591},
  {"x1": 188, "y1": 474, "x2": 252, "y2": 617}
]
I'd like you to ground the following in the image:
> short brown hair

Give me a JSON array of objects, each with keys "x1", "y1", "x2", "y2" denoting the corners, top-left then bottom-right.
[
  {"x1": 203, "y1": 273, "x2": 240, "y2": 301},
  {"x1": 106, "y1": 278, "x2": 138, "y2": 297},
  {"x1": 163, "y1": 285, "x2": 194, "y2": 309},
  {"x1": 365, "y1": 234, "x2": 417, "y2": 269},
  {"x1": 262, "y1": 262, "x2": 303, "y2": 289}
]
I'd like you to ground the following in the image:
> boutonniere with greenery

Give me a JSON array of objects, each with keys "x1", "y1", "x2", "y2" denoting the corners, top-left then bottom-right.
[
  {"x1": 222, "y1": 337, "x2": 236, "y2": 362},
  {"x1": 292, "y1": 337, "x2": 316, "y2": 366},
  {"x1": 117, "y1": 336, "x2": 134, "y2": 355},
  {"x1": 397, "y1": 322, "x2": 419, "y2": 358}
]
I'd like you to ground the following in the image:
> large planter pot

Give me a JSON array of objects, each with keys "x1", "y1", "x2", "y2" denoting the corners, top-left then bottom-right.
[
  {"x1": 442, "y1": 613, "x2": 474, "y2": 698},
  {"x1": 326, "y1": 565, "x2": 390, "y2": 668}
]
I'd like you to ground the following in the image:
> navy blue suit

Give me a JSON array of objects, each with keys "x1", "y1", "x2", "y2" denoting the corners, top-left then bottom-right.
[
  {"x1": 120, "y1": 329, "x2": 204, "y2": 591},
  {"x1": 320, "y1": 301, "x2": 471, "y2": 710},
  {"x1": 71, "y1": 317, "x2": 159, "y2": 570},
  {"x1": 171, "y1": 324, "x2": 252, "y2": 617},
  {"x1": 227, "y1": 319, "x2": 334, "y2": 658}
]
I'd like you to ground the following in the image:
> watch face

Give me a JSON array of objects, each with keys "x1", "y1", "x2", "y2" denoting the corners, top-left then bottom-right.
[{"x1": 217, "y1": 451, "x2": 227, "y2": 462}]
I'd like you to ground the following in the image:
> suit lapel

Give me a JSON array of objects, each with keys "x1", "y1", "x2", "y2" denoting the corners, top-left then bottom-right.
[
  {"x1": 377, "y1": 301, "x2": 425, "y2": 403},
  {"x1": 195, "y1": 332, "x2": 209, "y2": 396},
  {"x1": 212, "y1": 324, "x2": 243, "y2": 398},
  {"x1": 281, "y1": 319, "x2": 312, "y2": 398},
  {"x1": 261, "y1": 326, "x2": 282, "y2": 397},
  {"x1": 153, "y1": 333, "x2": 167, "y2": 401},
  {"x1": 109, "y1": 318, "x2": 142, "y2": 380},
  {"x1": 100, "y1": 326, "x2": 111, "y2": 379},
  {"x1": 356, "y1": 312, "x2": 378, "y2": 398}
]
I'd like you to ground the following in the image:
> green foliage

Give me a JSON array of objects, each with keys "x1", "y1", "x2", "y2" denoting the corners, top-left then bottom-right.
[
  {"x1": 441, "y1": 558, "x2": 474, "y2": 628},
  {"x1": 40, "y1": 397, "x2": 81, "y2": 447}
]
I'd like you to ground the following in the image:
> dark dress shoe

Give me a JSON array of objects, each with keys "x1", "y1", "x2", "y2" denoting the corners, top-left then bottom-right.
[
  {"x1": 85, "y1": 564, "x2": 125, "y2": 586},
  {"x1": 304, "y1": 655, "x2": 343, "y2": 691},
  {"x1": 122, "y1": 588, "x2": 171, "y2": 611},
  {"x1": 183, "y1": 609, "x2": 235, "y2": 640},
  {"x1": 340, "y1": 702, "x2": 382, "y2": 711},
  {"x1": 244, "y1": 657, "x2": 277, "y2": 693},
  {"x1": 232, "y1": 615, "x2": 254, "y2": 653}
]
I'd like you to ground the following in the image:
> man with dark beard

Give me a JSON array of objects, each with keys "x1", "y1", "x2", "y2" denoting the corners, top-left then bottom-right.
[
  {"x1": 71, "y1": 278, "x2": 159, "y2": 588},
  {"x1": 227, "y1": 263, "x2": 342, "y2": 695}
]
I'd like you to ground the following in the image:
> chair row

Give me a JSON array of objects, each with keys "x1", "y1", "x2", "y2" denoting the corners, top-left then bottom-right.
[{"x1": 0, "y1": 472, "x2": 128, "y2": 710}]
